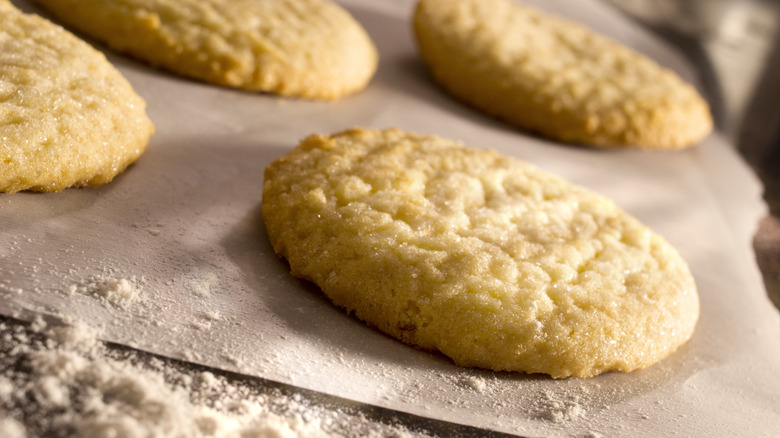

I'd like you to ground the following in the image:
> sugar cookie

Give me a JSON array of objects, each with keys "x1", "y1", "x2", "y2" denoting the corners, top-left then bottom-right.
[
  {"x1": 31, "y1": 0, "x2": 378, "y2": 100},
  {"x1": 413, "y1": 0, "x2": 712, "y2": 149},
  {"x1": 262, "y1": 128, "x2": 699, "y2": 378},
  {"x1": 0, "y1": 2, "x2": 153, "y2": 193}
]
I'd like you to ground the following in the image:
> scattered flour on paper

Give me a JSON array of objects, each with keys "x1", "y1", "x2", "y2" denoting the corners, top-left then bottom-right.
[
  {"x1": 533, "y1": 389, "x2": 586, "y2": 423},
  {"x1": 460, "y1": 375, "x2": 488, "y2": 393},
  {"x1": 186, "y1": 272, "x2": 220, "y2": 298},
  {"x1": 1, "y1": 241, "x2": 615, "y2": 436},
  {"x1": 191, "y1": 320, "x2": 213, "y2": 331},
  {"x1": 66, "y1": 275, "x2": 146, "y2": 308},
  {"x1": 0, "y1": 317, "x2": 431, "y2": 438},
  {"x1": 202, "y1": 310, "x2": 222, "y2": 321}
]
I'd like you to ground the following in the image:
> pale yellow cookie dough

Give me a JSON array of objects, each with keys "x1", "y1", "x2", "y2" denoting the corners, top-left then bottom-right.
[
  {"x1": 0, "y1": 1, "x2": 153, "y2": 194},
  {"x1": 31, "y1": 0, "x2": 378, "y2": 100},
  {"x1": 413, "y1": 0, "x2": 713, "y2": 150},
  {"x1": 263, "y1": 128, "x2": 699, "y2": 378}
]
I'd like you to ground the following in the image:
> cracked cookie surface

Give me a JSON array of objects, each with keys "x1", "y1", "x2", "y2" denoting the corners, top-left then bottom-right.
[
  {"x1": 262, "y1": 128, "x2": 699, "y2": 378},
  {"x1": 413, "y1": 0, "x2": 712, "y2": 149},
  {"x1": 32, "y1": 0, "x2": 378, "y2": 100},
  {"x1": 0, "y1": 1, "x2": 153, "y2": 193}
]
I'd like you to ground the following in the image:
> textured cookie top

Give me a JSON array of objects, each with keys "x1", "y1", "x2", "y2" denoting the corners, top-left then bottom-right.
[
  {"x1": 262, "y1": 129, "x2": 699, "y2": 378},
  {"x1": 413, "y1": 0, "x2": 713, "y2": 149},
  {"x1": 32, "y1": 0, "x2": 378, "y2": 100},
  {"x1": 0, "y1": 2, "x2": 153, "y2": 193}
]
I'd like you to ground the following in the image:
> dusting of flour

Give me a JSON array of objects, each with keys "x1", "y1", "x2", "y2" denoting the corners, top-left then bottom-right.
[
  {"x1": 0, "y1": 317, "x2": 432, "y2": 438},
  {"x1": 66, "y1": 275, "x2": 145, "y2": 308}
]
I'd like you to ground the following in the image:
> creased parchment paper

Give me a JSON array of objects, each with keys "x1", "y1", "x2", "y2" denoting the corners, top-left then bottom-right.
[{"x1": 2, "y1": 0, "x2": 779, "y2": 436}]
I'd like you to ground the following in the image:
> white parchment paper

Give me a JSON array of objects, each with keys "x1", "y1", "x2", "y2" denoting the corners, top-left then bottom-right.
[{"x1": 2, "y1": 0, "x2": 779, "y2": 436}]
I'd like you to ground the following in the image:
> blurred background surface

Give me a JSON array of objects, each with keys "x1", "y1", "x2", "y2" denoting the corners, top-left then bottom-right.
[{"x1": 605, "y1": 0, "x2": 780, "y2": 310}]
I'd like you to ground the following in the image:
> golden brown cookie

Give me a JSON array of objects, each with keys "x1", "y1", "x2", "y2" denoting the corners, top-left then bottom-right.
[
  {"x1": 413, "y1": 0, "x2": 713, "y2": 149},
  {"x1": 0, "y1": 1, "x2": 153, "y2": 193},
  {"x1": 262, "y1": 128, "x2": 699, "y2": 378},
  {"x1": 31, "y1": 0, "x2": 378, "y2": 100}
]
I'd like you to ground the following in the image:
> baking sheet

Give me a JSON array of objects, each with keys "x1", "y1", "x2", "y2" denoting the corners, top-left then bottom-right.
[{"x1": 2, "y1": 0, "x2": 780, "y2": 436}]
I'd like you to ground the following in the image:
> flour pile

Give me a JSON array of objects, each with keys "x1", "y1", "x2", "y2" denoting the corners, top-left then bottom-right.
[
  {"x1": 66, "y1": 275, "x2": 146, "y2": 308},
  {"x1": 0, "y1": 317, "x2": 428, "y2": 438}
]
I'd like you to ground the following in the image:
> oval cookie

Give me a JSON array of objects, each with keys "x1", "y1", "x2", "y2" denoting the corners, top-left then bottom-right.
[
  {"x1": 262, "y1": 128, "x2": 699, "y2": 378},
  {"x1": 31, "y1": 0, "x2": 378, "y2": 100},
  {"x1": 413, "y1": 0, "x2": 713, "y2": 150},
  {"x1": 0, "y1": 2, "x2": 153, "y2": 194}
]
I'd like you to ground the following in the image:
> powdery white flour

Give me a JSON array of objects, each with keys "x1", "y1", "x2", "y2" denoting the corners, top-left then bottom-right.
[
  {"x1": 0, "y1": 317, "x2": 430, "y2": 438},
  {"x1": 66, "y1": 275, "x2": 145, "y2": 308}
]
